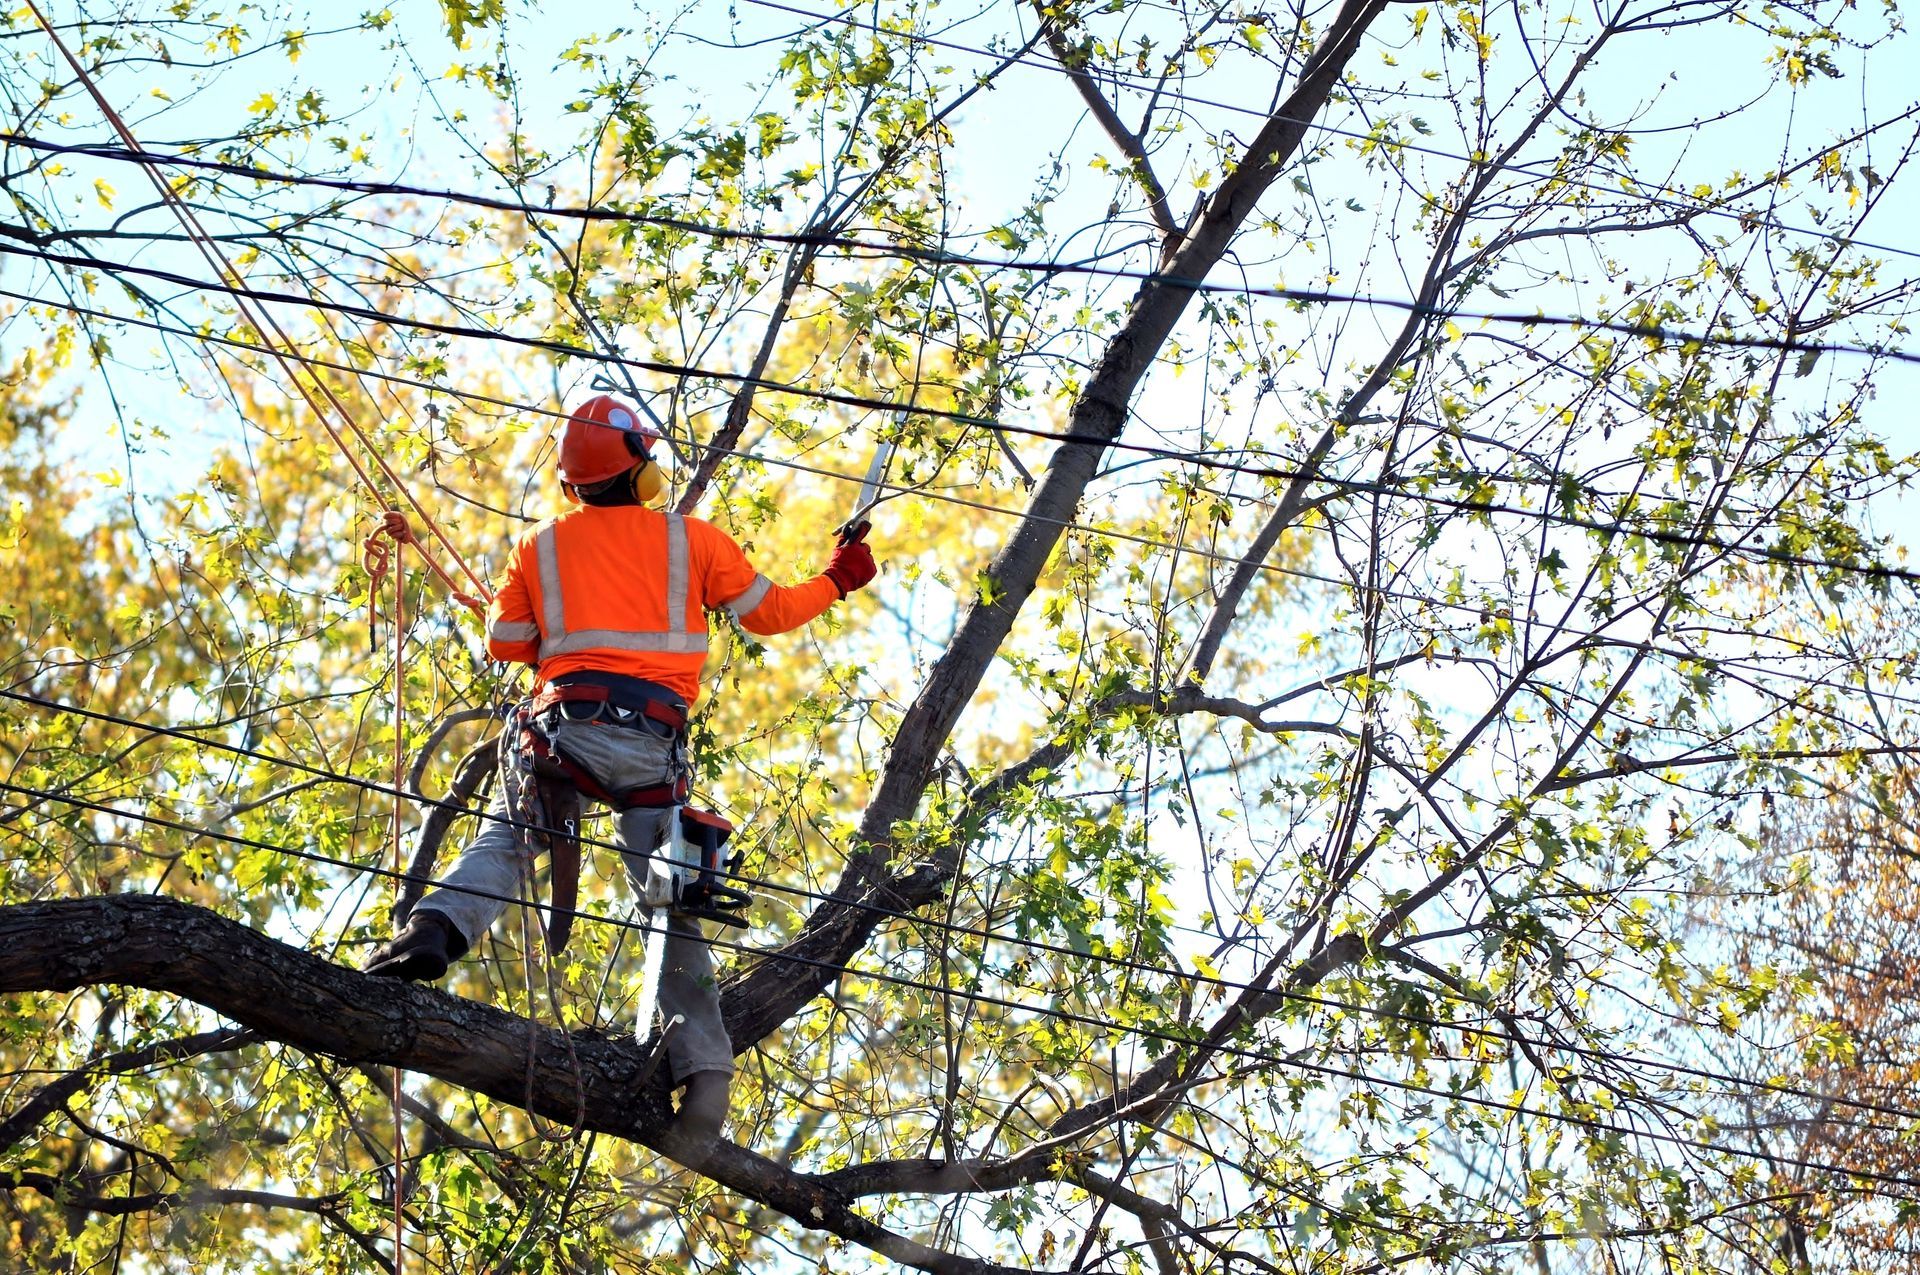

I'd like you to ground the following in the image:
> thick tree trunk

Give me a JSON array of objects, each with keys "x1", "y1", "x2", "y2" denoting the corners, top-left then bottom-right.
[{"x1": 722, "y1": 0, "x2": 1393, "y2": 1051}]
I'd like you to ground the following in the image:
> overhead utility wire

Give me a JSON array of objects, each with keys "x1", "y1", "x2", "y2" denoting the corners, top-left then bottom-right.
[
  {"x1": 738, "y1": 0, "x2": 1920, "y2": 267},
  {"x1": 6, "y1": 131, "x2": 1916, "y2": 372},
  {"x1": 20, "y1": 283, "x2": 1920, "y2": 714},
  {"x1": 12, "y1": 27, "x2": 488, "y2": 613},
  {"x1": 0, "y1": 282, "x2": 1731, "y2": 659},
  {"x1": 5, "y1": 226, "x2": 1908, "y2": 480},
  {"x1": 8, "y1": 243, "x2": 1920, "y2": 595},
  {"x1": 7, "y1": 772, "x2": 1920, "y2": 1192},
  {"x1": 17, "y1": 289, "x2": 1920, "y2": 693},
  {"x1": 8, "y1": 685, "x2": 1920, "y2": 1133}
]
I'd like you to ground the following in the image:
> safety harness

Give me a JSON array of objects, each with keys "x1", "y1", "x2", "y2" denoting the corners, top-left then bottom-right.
[{"x1": 500, "y1": 676, "x2": 750, "y2": 952}]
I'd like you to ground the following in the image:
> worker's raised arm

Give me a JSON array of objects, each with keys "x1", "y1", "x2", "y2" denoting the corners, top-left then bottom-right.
[
  {"x1": 689, "y1": 517, "x2": 874, "y2": 636},
  {"x1": 484, "y1": 531, "x2": 541, "y2": 663}
]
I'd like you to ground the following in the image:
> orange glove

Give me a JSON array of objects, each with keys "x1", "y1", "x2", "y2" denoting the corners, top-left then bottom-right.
[{"x1": 825, "y1": 528, "x2": 878, "y2": 598}]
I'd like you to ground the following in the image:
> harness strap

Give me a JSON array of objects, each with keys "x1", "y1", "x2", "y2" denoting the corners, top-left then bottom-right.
[
  {"x1": 534, "y1": 775, "x2": 583, "y2": 953},
  {"x1": 530, "y1": 681, "x2": 688, "y2": 732},
  {"x1": 526, "y1": 727, "x2": 689, "y2": 809},
  {"x1": 501, "y1": 691, "x2": 693, "y2": 956}
]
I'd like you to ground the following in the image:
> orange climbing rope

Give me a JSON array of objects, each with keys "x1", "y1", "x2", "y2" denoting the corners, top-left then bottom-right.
[
  {"x1": 24, "y1": 2, "x2": 489, "y2": 614},
  {"x1": 365, "y1": 511, "x2": 412, "y2": 1268},
  {"x1": 24, "y1": 10, "x2": 500, "y2": 1271}
]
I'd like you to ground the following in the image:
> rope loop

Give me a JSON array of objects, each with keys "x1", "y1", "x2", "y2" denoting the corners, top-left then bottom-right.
[{"x1": 363, "y1": 510, "x2": 415, "y2": 631}]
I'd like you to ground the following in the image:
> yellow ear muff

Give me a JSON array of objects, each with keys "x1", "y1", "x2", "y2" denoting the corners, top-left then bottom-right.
[{"x1": 630, "y1": 457, "x2": 665, "y2": 506}]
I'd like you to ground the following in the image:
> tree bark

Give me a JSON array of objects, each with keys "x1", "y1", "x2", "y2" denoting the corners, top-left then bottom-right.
[
  {"x1": 722, "y1": 0, "x2": 1394, "y2": 1052},
  {"x1": 0, "y1": 895, "x2": 1048, "y2": 1275}
]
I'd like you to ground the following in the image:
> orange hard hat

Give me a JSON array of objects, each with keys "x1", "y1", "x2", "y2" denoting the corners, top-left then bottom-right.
[{"x1": 558, "y1": 395, "x2": 658, "y2": 487}]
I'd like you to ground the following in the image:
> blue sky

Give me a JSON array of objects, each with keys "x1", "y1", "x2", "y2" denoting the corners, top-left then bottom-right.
[{"x1": 6, "y1": 0, "x2": 1915, "y2": 562}]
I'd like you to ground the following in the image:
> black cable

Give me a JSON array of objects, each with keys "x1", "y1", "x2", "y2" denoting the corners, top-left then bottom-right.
[
  {"x1": 16, "y1": 278, "x2": 1920, "y2": 724},
  {"x1": 12, "y1": 281, "x2": 1917, "y2": 726},
  {"x1": 5, "y1": 773, "x2": 1920, "y2": 1192},
  {"x1": 8, "y1": 282, "x2": 1805, "y2": 664},
  {"x1": 1, "y1": 143, "x2": 1910, "y2": 373},
  {"x1": 6, "y1": 243, "x2": 1920, "y2": 593},
  {"x1": 8, "y1": 685, "x2": 1920, "y2": 1133},
  {"x1": 737, "y1": 0, "x2": 1920, "y2": 269},
  {"x1": 6, "y1": 17, "x2": 1914, "y2": 292}
]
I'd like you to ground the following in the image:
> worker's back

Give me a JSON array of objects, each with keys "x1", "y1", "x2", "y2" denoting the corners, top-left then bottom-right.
[{"x1": 487, "y1": 504, "x2": 840, "y2": 702}]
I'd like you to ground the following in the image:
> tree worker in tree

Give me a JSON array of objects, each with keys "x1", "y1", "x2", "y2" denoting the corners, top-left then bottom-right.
[{"x1": 364, "y1": 393, "x2": 878, "y2": 1141}]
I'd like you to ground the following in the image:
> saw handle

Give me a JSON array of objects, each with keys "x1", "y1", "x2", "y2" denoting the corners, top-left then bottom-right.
[{"x1": 835, "y1": 517, "x2": 872, "y2": 548}]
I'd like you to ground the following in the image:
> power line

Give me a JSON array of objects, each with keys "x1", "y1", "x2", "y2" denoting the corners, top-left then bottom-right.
[
  {"x1": 6, "y1": 772, "x2": 1920, "y2": 1193},
  {"x1": 19, "y1": 270, "x2": 1920, "y2": 740},
  {"x1": 19, "y1": 280, "x2": 1920, "y2": 697},
  {"x1": 4, "y1": 131, "x2": 1915, "y2": 373},
  {"x1": 16, "y1": 276, "x2": 1920, "y2": 716},
  {"x1": 8, "y1": 685, "x2": 1920, "y2": 1134},
  {"x1": 8, "y1": 238, "x2": 1920, "y2": 594},
  {"x1": 0, "y1": 281, "x2": 1728, "y2": 668},
  {"x1": 738, "y1": 0, "x2": 1920, "y2": 267},
  {"x1": 0, "y1": 282, "x2": 1425, "y2": 615}
]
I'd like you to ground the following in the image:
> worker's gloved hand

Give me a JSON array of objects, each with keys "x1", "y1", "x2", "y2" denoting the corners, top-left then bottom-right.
[{"x1": 825, "y1": 528, "x2": 878, "y2": 599}]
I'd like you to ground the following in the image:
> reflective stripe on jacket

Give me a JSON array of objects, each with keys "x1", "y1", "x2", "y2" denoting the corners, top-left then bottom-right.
[{"x1": 485, "y1": 506, "x2": 839, "y2": 703}]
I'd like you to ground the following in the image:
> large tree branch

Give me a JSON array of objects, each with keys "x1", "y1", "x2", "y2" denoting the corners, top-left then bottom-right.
[
  {"x1": 722, "y1": 0, "x2": 1394, "y2": 1053},
  {"x1": 0, "y1": 895, "x2": 1047, "y2": 1275}
]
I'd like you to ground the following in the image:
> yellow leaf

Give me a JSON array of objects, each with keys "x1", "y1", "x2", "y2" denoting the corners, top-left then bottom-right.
[
  {"x1": 92, "y1": 178, "x2": 114, "y2": 208},
  {"x1": 247, "y1": 91, "x2": 277, "y2": 115}
]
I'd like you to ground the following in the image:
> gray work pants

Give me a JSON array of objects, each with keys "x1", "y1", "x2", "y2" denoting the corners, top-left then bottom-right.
[{"x1": 414, "y1": 717, "x2": 733, "y2": 1083}]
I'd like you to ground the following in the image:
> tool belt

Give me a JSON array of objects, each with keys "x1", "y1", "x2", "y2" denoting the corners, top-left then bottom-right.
[
  {"x1": 533, "y1": 671, "x2": 691, "y2": 736},
  {"x1": 500, "y1": 674, "x2": 747, "y2": 951}
]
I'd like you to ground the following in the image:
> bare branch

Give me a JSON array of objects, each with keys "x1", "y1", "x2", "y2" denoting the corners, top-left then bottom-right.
[
  {"x1": 0, "y1": 1026, "x2": 257, "y2": 1154},
  {"x1": 1035, "y1": 7, "x2": 1179, "y2": 238}
]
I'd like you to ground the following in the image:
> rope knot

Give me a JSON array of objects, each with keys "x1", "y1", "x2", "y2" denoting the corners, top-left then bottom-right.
[
  {"x1": 363, "y1": 510, "x2": 416, "y2": 637},
  {"x1": 375, "y1": 509, "x2": 415, "y2": 545}
]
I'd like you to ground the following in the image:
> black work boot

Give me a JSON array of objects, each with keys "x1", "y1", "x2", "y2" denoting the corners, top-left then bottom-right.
[
  {"x1": 364, "y1": 910, "x2": 468, "y2": 981},
  {"x1": 671, "y1": 1070, "x2": 731, "y2": 1144}
]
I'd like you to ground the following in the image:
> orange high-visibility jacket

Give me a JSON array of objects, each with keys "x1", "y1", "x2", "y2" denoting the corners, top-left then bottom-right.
[{"x1": 485, "y1": 506, "x2": 839, "y2": 704}]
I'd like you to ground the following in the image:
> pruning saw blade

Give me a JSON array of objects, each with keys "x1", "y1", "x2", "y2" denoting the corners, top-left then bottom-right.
[{"x1": 838, "y1": 419, "x2": 901, "y2": 544}]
